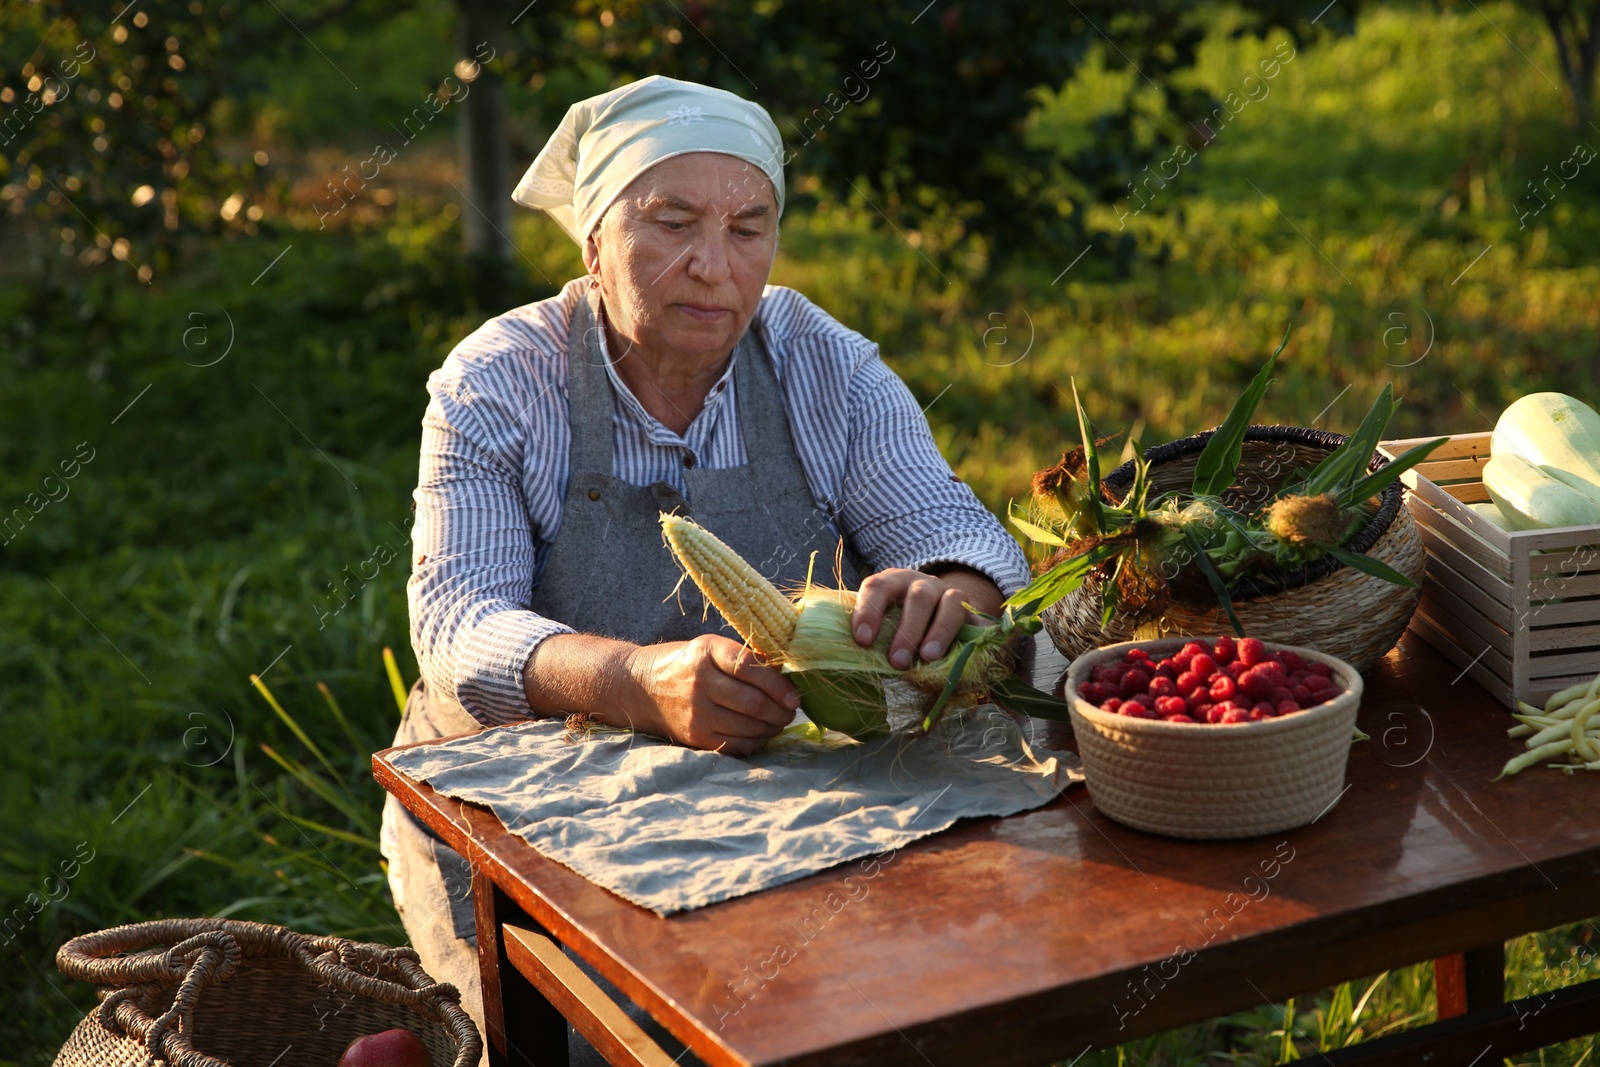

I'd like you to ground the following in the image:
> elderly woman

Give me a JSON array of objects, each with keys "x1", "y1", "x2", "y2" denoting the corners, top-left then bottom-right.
[{"x1": 380, "y1": 76, "x2": 1028, "y2": 1058}]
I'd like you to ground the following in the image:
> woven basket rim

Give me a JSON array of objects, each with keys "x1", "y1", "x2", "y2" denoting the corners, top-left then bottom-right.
[
  {"x1": 1097, "y1": 423, "x2": 1404, "y2": 600},
  {"x1": 1064, "y1": 637, "x2": 1365, "y2": 732}
]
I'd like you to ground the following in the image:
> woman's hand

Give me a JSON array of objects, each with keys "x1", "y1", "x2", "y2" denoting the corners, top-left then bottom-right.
[
  {"x1": 850, "y1": 567, "x2": 1004, "y2": 669},
  {"x1": 620, "y1": 635, "x2": 798, "y2": 755},
  {"x1": 525, "y1": 633, "x2": 798, "y2": 755}
]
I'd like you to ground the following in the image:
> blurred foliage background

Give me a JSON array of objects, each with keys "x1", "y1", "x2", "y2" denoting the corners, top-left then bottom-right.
[{"x1": 2, "y1": 0, "x2": 1599, "y2": 1061}]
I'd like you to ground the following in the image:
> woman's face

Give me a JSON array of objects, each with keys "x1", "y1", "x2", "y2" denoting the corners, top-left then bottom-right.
[{"x1": 585, "y1": 153, "x2": 778, "y2": 369}]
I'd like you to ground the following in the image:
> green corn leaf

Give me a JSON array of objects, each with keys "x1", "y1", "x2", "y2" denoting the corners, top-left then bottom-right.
[
  {"x1": 1338, "y1": 436, "x2": 1447, "y2": 506},
  {"x1": 1071, "y1": 377, "x2": 1107, "y2": 535},
  {"x1": 1183, "y1": 524, "x2": 1246, "y2": 637},
  {"x1": 1010, "y1": 513, "x2": 1068, "y2": 547},
  {"x1": 1321, "y1": 544, "x2": 1420, "y2": 588},
  {"x1": 1004, "y1": 543, "x2": 1124, "y2": 614},
  {"x1": 922, "y1": 639, "x2": 981, "y2": 732},
  {"x1": 1305, "y1": 384, "x2": 1397, "y2": 497},
  {"x1": 1100, "y1": 556, "x2": 1124, "y2": 628},
  {"x1": 989, "y1": 675, "x2": 1073, "y2": 721},
  {"x1": 1191, "y1": 330, "x2": 1287, "y2": 497},
  {"x1": 1127, "y1": 442, "x2": 1151, "y2": 514}
]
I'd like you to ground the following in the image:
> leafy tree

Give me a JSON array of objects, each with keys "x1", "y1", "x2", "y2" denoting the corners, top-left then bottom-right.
[
  {"x1": 0, "y1": 0, "x2": 404, "y2": 281},
  {"x1": 1518, "y1": 1, "x2": 1600, "y2": 129},
  {"x1": 504, "y1": 1, "x2": 1360, "y2": 272}
]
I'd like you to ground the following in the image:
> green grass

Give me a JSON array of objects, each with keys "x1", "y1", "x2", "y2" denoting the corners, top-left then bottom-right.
[{"x1": 3, "y1": 2, "x2": 1599, "y2": 1061}]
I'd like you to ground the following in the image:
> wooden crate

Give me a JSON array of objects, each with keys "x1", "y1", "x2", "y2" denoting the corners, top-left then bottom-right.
[{"x1": 1377, "y1": 432, "x2": 1600, "y2": 709}]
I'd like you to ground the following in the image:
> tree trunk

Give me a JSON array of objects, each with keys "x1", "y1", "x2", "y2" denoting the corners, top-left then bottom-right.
[
  {"x1": 1539, "y1": 2, "x2": 1600, "y2": 131},
  {"x1": 455, "y1": 0, "x2": 512, "y2": 307}
]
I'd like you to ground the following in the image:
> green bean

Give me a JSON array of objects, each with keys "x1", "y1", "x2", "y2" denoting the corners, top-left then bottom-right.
[
  {"x1": 1545, "y1": 681, "x2": 1594, "y2": 713},
  {"x1": 1500, "y1": 739, "x2": 1578, "y2": 778},
  {"x1": 1574, "y1": 701, "x2": 1600, "y2": 762}
]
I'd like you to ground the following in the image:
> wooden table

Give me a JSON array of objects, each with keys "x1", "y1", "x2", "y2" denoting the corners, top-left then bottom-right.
[{"x1": 373, "y1": 631, "x2": 1600, "y2": 1066}]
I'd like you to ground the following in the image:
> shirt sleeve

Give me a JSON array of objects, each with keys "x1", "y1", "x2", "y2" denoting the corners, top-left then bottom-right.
[
  {"x1": 838, "y1": 358, "x2": 1031, "y2": 596},
  {"x1": 408, "y1": 368, "x2": 574, "y2": 728}
]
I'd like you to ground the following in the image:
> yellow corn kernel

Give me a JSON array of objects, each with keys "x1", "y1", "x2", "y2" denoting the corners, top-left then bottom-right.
[{"x1": 659, "y1": 513, "x2": 799, "y2": 659}]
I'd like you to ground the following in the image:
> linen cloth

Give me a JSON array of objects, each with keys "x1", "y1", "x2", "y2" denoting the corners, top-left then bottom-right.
[
  {"x1": 512, "y1": 75, "x2": 786, "y2": 242},
  {"x1": 385, "y1": 705, "x2": 1083, "y2": 917},
  {"x1": 409, "y1": 277, "x2": 1032, "y2": 727}
]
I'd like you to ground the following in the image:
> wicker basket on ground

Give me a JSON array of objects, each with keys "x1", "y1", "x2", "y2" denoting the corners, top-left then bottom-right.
[
  {"x1": 53, "y1": 917, "x2": 481, "y2": 1067},
  {"x1": 1041, "y1": 425, "x2": 1426, "y2": 672}
]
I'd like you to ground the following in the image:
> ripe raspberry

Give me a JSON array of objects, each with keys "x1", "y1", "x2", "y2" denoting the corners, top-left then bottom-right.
[
  {"x1": 1275, "y1": 699, "x2": 1300, "y2": 717},
  {"x1": 1127, "y1": 692, "x2": 1156, "y2": 708},
  {"x1": 1191, "y1": 701, "x2": 1214, "y2": 720},
  {"x1": 1271, "y1": 686, "x2": 1295, "y2": 704},
  {"x1": 1205, "y1": 704, "x2": 1230, "y2": 724},
  {"x1": 1078, "y1": 681, "x2": 1105, "y2": 703},
  {"x1": 1154, "y1": 695, "x2": 1188, "y2": 716},
  {"x1": 1308, "y1": 661, "x2": 1334, "y2": 678},
  {"x1": 1226, "y1": 660, "x2": 1249, "y2": 679},
  {"x1": 1092, "y1": 663, "x2": 1124, "y2": 685},
  {"x1": 1148, "y1": 675, "x2": 1178, "y2": 698},
  {"x1": 1179, "y1": 640, "x2": 1209, "y2": 663},
  {"x1": 1290, "y1": 684, "x2": 1313, "y2": 705},
  {"x1": 1277, "y1": 650, "x2": 1306, "y2": 673},
  {"x1": 1186, "y1": 690, "x2": 1210, "y2": 713},
  {"x1": 1220, "y1": 707, "x2": 1251, "y2": 724},
  {"x1": 1125, "y1": 647, "x2": 1152, "y2": 663},
  {"x1": 1247, "y1": 707, "x2": 1273, "y2": 721},
  {"x1": 1123, "y1": 702, "x2": 1160, "y2": 719},
  {"x1": 1163, "y1": 713, "x2": 1197, "y2": 723},
  {"x1": 1237, "y1": 637, "x2": 1266, "y2": 666},
  {"x1": 1208, "y1": 675, "x2": 1238, "y2": 702},
  {"x1": 1213, "y1": 634, "x2": 1236, "y2": 663},
  {"x1": 1175, "y1": 671, "x2": 1203, "y2": 696},
  {"x1": 1188, "y1": 653, "x2": 1218, "y2": 680},
  {"x1": 1156, "y1": 657, "x2": 1180, "y2": 676},
  {"x1": 1303, "y1": 673, "x2": 1333, "y2": 694},
  {"x1": 1252, "y1": 700, "x2": 1276, "y2": 717},
  {"x1": 1100, "y1": 698, "x2": 1123, "y2": 713},
  {"x1": 1240, "y1": 669, "x2": 1276, "y2": 701},
  {"x1": 1121, "y1": 670, "x2": 1152, "y2": 696}
]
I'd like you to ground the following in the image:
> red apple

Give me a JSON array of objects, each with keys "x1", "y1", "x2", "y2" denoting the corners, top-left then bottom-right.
[{"x1": 338, "y1": 1029, "x2": 431, "y2": 1067}]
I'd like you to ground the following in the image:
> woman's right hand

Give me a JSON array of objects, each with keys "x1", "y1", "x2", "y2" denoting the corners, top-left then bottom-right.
[{"x1": 620, "y1": 635, "x2": 799, "y2": 756}]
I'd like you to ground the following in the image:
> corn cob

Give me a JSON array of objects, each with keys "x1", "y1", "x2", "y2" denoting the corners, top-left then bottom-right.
[{"x1": 660, "y1": 513, "x2": 799, "y2": 659}]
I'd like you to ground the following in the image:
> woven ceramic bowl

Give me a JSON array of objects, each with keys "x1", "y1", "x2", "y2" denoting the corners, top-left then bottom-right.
[{"x1": 1064, "y1": 636, "x2": 1362, "y2": 839}]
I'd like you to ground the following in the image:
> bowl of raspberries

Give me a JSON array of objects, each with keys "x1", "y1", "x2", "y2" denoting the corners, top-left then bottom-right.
[{"x1": 1063, "y1": 634, "x2": 1362, "y2": 839}]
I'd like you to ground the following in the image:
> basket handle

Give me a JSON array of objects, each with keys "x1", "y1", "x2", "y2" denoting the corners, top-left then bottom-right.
[{"x1": 57, "y1": 918, "x2": 482, "y2": 1067}]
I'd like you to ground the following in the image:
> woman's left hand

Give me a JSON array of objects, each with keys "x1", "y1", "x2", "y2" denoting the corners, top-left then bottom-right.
[{"x1": 850, "y1": 567, "x2": 1003, "y2": 670}]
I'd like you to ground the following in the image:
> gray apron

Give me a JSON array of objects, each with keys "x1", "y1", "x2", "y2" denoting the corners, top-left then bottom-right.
[
  {"x1": 382, "y1": 289, "x2": 863, "y2": 1062},
  {"x1": 418, "y1": 286, "x2": 862, "y2": 740}
]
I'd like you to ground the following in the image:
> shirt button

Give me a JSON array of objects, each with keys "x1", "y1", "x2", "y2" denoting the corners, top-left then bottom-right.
[
  {"x1": 682, "y1": 452, "x2": 696, "y2": 469},
  {"x1": 588, "y1": 488, "x2": 601, "y2": 500}
]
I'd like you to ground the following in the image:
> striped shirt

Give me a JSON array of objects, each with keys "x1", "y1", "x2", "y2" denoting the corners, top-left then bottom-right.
[{"x1": 410, "y1": 277, "x2": 1030, "y2": 725}]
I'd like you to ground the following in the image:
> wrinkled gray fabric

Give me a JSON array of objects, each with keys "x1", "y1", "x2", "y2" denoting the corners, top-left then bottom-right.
[{"x1": 388, "y1": 705, "x2": 1083, "y2": 917}]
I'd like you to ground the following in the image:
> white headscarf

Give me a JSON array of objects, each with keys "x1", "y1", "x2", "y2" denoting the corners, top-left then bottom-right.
[{"x1": 512, "y1": 75, "x2": 786, "y2": 243}]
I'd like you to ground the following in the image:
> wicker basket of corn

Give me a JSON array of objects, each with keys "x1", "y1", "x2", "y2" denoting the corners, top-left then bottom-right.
[
  {"x1": 1041, "y1": 424, "x2": 1427, "y2": 671},
  {"x1": 1016, "y1": 348, "x2": 1438, "y2": 674},
  {"x1": 52, "y1": 918, "x2": 481, "y2": 1067}
]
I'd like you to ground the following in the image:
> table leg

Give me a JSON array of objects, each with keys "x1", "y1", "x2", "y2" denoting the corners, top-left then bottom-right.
[
  {"x1": 1434, "y1": 943, "x2": 1505, "y2": 1020},
  {"x1": 474, "y1": 866, "x2": 570, "y2": 1067}
]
